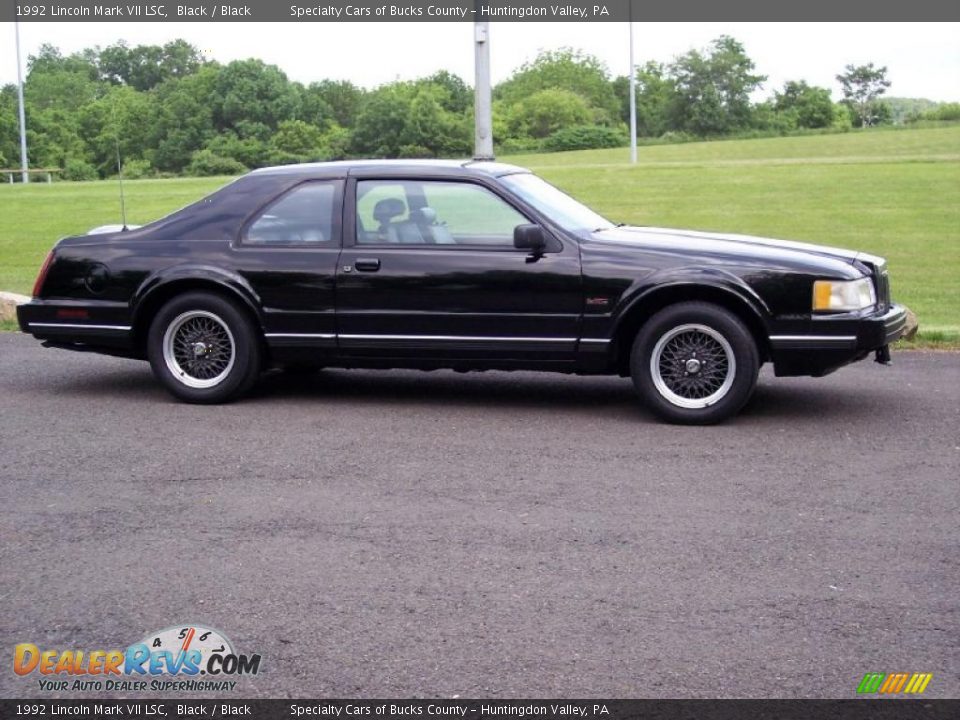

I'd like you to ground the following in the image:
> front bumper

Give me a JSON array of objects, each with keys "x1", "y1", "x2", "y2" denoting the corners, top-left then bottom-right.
[{"x1": 769, "y1": 303, "x2": 908, "y2": 377}]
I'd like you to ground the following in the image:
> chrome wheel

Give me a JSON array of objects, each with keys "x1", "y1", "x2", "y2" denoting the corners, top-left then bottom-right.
[
  {"x1": 162, "y1": 310, "x2": 236, "y2": 389},
  {"x1": 650, "y1": 323, "x2": 736, "y2": 409}
]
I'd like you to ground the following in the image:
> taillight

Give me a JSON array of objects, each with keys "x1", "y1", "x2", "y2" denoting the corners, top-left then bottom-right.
[{"x1": 32, "y1": 251, "x2": 54, "y2": 298}]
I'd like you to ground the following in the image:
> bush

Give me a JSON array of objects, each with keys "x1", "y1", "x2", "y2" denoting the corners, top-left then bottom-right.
[
  {"x1": 543, "y1": 124, "x2": 627, "y2": 152},
  {"x1": 264, "y1": 150, "x2": 304, "y2": 167},
  {"x1": 186, "y1": 149, "x2": 247, "y2": 177},
  {"x1": 656, "y1": 130, "x2": 698, "y2": 145},
  {"x1": 397, "y1": 144, "x2": 434, "y2": 158},
  {"x1": 926, "y1": 103, "x2": 960, "y2": 122},
  {"x1": 506, "y1": 88, "x2": 594, "y2": 139},
  {"x1": 496, "y1": 137, "x2": 543, "y2": 155},
  {"x1": 831, "y1": 104, "x2": 853, "y2": 132},
  {"x1": 62, "y1": 159, "x2": 99, "y2": 181},
  {"x1": 121, "y1": 158, "x2": 154, "y2": 179},
  {"x1": 319, "y1": 125, "x2": 352, "y2": 160},
  {"x1": 204, "y1": 133, "x2": 272, "y2": 169}
]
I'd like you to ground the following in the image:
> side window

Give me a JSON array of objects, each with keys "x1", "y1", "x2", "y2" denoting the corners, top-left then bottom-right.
[
  {"x1": 356, "y1": 180, "x2": 529, "y2": 247},
  {"x1": 356, "y1": 183, "x2": 409, "y2": 244},
  {"x1": 246, "y1": 182, "x2": 338, "y2": 245}
]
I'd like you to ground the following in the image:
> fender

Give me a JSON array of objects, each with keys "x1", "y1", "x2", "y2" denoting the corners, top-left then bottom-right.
[
  {"x1": 132, "y1": 264, "x2": 264, "y2": 330},
  {"x1": 610, "y1": 267, "x2": 773, "y2": 337}
]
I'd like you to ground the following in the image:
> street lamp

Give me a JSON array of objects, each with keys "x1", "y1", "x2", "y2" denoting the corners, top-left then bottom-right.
[
  {"x1": 628, "y1": 7, "x2": 637, "y2": 164},
  {"x1": 473, "y1": 18, "x2": 494, "y2": 160},
  {"x1": 14, "y1": 20, "x2": 29, "y2": 183}
]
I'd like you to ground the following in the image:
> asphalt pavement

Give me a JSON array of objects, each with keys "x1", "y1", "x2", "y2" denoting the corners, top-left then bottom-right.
[{"x1": 0, "y1": 333, "x2": 957, "y2": 699}]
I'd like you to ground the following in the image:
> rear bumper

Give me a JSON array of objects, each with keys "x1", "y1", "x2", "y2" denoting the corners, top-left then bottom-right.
[
  {"x1": 17, "y1": 299, "x2": 138, "y2": 357},
  {"x1": 769, "y1": 304, "x2": 907, "y2": 377}
]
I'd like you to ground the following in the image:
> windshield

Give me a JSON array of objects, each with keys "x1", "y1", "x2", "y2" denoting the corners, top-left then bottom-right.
[{"x1": 501, "y1": 173, "x2": 614, "y2": 233}]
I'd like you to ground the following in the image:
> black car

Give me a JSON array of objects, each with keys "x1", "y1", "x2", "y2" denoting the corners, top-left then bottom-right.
[{"x1": 17, "y1": 160, "x2": 907, "y2": 423}]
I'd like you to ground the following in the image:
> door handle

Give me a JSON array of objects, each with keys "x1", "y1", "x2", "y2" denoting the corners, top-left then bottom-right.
[{"x1": 354, "y1": 257, "x2": 381, "y2": 272}]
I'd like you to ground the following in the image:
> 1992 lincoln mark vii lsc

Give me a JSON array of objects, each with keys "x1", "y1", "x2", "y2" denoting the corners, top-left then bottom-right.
[{"x1": 18, "y1": 160, "x2": 907, "y2": 424}]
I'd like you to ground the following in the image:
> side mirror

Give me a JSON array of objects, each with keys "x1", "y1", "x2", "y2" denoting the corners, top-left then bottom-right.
[{"x1": 514, "y1": 224, "x2": 547, "y2": 254}]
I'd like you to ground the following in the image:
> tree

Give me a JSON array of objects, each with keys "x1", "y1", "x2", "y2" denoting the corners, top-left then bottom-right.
[
  {"x1": 350, "y1": 82, "x2": 470, "y2": 158},
  {"x1": 836, "y1": 63, "x2": 891, "y2": 127},
  {"x1": 211, "y1": 59, "x2": 300, "y2": 135},
  {"x1": 419, "y1": 70, "x2": 472, "y2": 115},
  {"x1": 27, "y1": 44, "x2": 99, "y2": 81},
  {"x1": 402, "y1": 85, "x2": 471, "y2": 156},
  {"x1": 350, "y1": 84, "x2": 414, "y2": 157},
  {"x1": 25, "y1": 108, "x2": 87, "y2": 167},
  {"x1": 25, "y1": 45, "x2": 101, "y2": 112},
  {"x1": 99, "y1": 40, "x2": 205, "y2": 92},
  {"x1": 614, "y1": 61, "x2": 675, "y2": 137},
  {"x1": 297, "y1": 83, "x2": 334, "y2": 130},
  {"x1": 773, "y1": 81, "x2": 834, "y2": 129},
  {"x1": 271, "y1": 119, "x2": 324, "y2": 159},
  {"x1": 668, "y1": 36, "x2": 765, "y2": 136},
  {"x1": 0, "y1": 86, "x2": 18, "y2": 166},
  {"x1": 307, "y1": 80, "x2": 364, "y2": 128},
  {"x1": 505, "y1": 88, "x2": 593, "y2": 139},
  {"x1": 147, "y1": 66, "x2": 218, "y2": 171},
  {"x1": 78, "y1": 85, "x2": 158, "y2": 174},
  {"x1": 495, "y1": 48, "x2": 620, "y2": 125}
]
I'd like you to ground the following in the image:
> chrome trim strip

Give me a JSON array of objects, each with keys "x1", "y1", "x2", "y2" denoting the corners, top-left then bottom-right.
[
  {"x1": 339, "y1": 334, "x2": 577, "y2": 342},
  {"x1": 265, "y1": 333, "x2": 336, "y2": 339},
  {"x1": 29, "y1": 322, "x2": 131, "y2": 331},
  {"x1": 579, "y1": 338, "x2": 611, "y2": 344},
  {"x1": 769, "y1": 335, "x2": 857, "y2": 342}
]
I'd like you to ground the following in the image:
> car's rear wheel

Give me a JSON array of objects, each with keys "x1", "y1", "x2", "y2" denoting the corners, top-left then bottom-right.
[
  {"x1": 148, "y1": 292, "x2": 261, "y2": 403},
  {"x1": 631, "y1": 302, "x2": 759, "y2": 424}
]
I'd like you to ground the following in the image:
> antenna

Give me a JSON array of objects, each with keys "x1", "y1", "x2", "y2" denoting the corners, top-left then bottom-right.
[{"x1": 115, "y1": 135, "x2": 128, "y2": 231}]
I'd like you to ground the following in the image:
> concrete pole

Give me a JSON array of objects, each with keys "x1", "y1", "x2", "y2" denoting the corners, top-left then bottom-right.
[
  {"x1": 473, "y1": 20, "x2": 494, "y2": 161},
  {"x1": 14, "y1": 21, "x2": 29, "y2": 183},
  {"x1": 628, "y1": 11, "x2": 637, "y2": 164}
]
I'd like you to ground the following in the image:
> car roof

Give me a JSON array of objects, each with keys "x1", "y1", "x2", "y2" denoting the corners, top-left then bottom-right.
[{"x1": 248, "y1": 158, "x2": 530, "y2": 179}]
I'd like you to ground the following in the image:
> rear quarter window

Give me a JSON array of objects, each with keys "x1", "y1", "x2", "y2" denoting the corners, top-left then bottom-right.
[{"x1": 245, "y1": 182, "x2": 338, "y2": 245}]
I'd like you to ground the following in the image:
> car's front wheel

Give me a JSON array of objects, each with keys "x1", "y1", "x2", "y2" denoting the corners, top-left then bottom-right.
[
  {"x1": 631, "y1": 302, "x2": 759, "y2": 424},
  {"x1": 147, "y1": 292, "x2": 261, "y2": 404}
]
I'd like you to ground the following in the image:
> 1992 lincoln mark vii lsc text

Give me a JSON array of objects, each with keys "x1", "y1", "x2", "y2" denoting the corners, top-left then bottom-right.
[{"x1": 18, "y1": 160, "x2": 907, "y2": 423}]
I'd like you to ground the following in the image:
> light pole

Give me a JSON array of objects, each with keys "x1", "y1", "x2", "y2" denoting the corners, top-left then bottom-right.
[
  {"x1": 628, "y1": 8, "x2": 637, "y2": 164},
  {"x1": 15, "y1": 20, "x2": 29, "y2": 183},
  {"x1": 473, "y1": 17, "x2": 494, "y2": 161}
]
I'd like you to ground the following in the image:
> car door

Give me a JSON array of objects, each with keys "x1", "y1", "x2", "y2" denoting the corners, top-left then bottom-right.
[
  {"x1": 230, "y1": 179, "x2": 343, "y2": 354},
  {"x1": 335, "y1": 176, "x2": 582, "y2": 362}
]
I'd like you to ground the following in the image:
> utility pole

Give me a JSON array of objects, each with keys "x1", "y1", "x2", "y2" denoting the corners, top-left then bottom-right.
[
  {"x1": 14, "y1": 20, "x2": 29, "y2": 183},
  {"x1": 628, "y1": 7, "x2": 637, "y2": 164},
  {"x1": 473, "y1": 16, "x2": 494, "y2": 160}
]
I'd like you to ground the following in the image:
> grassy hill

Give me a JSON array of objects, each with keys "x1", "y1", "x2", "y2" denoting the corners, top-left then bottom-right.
[{"x1": 1, "y1": 125, "x2": 957, "y2": 339}]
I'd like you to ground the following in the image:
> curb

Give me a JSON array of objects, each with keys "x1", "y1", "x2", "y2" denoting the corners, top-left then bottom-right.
[{"x1": 0, "y1": 291, "x2": 30, "y2": 324}]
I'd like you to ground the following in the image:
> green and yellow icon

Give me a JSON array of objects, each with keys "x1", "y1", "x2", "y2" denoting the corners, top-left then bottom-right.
[{"x1": 857, "y1": 672, "x2": 933, "y2": 694}]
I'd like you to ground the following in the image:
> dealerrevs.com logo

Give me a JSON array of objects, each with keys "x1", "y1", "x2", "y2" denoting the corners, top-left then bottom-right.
[{"x1": 14, "y1": 625, "x2": 262, "y2": 692}]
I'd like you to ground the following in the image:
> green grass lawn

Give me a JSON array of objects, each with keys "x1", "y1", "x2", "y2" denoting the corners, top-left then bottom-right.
[{"x1": 1, "y1": 126, "x2": 957, "y2": 338}]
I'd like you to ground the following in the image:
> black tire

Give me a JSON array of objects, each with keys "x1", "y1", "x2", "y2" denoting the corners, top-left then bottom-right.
[
  {"x1": 630, "y1": 301, "x2": 759, "y2": 425},
  {"x1": 147, "y1": 292, "x2": 261, "y2": 404}
]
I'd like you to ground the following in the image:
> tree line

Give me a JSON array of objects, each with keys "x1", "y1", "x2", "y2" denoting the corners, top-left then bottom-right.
[{"x1": 0, "y1": 36, "x2": 947, "y2": 180}]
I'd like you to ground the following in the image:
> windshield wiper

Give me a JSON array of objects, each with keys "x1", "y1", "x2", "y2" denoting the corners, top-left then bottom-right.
[{"x1": 593, "y1": 222, "x2": 625, "y2": 232}]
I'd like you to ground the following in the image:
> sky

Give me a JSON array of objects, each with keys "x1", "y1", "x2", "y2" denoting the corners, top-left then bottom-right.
[{"x1": 2, "y1": 21, "x2": 959, "y2": 102}]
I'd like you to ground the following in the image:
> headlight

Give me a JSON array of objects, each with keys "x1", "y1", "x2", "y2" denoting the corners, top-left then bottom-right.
[{"x1": 812, "y1": 277, "x2": 876, "y2": 312}]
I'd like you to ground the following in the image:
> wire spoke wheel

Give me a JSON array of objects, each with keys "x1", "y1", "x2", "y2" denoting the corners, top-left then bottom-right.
[
  {"x1": 650, "y1": 323, "x2": 736, "y2": 409},
  {"x1": 162, "y1": 310, "x2": 236, "y2": 389}
]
